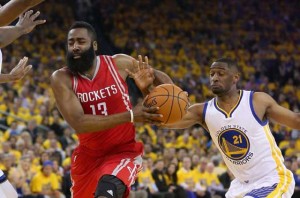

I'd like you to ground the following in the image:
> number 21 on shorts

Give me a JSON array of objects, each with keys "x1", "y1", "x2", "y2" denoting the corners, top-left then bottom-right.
[{"x1": 90, "y1": 102, "x2": 108, "y2": 115}]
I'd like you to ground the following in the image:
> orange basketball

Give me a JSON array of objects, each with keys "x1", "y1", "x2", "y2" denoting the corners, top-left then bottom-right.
[{"x1": 143, "y1": 84, "x2": 190, "y2": 124}]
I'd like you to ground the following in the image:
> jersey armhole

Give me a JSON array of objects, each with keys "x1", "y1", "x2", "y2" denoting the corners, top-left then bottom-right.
[
  {"x1": 202, "y1": 102, "x2": 208, "y2": 125},
  {"x1": 60, "y1": 67, "x2": 76, "y2": 92},
  {"x1": 0, "y1": 172, "x2": 7, "y2": 183},
  {"x1": 106, "y1": 55, "x2": 127, "y2": 85},
  {"x1": 249, "y1": 91, "x2": 268, "y2": 126},
  {"x1": 71, "y1": 75, "x2": 78, "y2": 92}
]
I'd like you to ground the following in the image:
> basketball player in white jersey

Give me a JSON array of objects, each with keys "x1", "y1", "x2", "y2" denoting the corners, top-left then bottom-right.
[
  {"x1": 0, "y1": 1, "x2": 46, "y2": 197},
  {"x1": 161, "y1": 58, "x2": 299, "y2": 197}
]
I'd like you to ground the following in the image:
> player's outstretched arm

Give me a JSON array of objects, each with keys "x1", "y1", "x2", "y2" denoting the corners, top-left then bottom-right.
[
  {"x1": 0, "y1": 0, "x2": 46, "y2": 26},
  {"x1": 0, "y1": 57, "x2": 31, "y2": 83},
  {"x1": 0, "y1": 10, "x2": 45, "y2": 48},
  {"x1": 162, "y1": 103, "x2": 206, "y2": 129},
  {"x1": 253, "y1": 92, "x2": 300, "y2": 129},
  {"x1": 50, "y1": 69, "x2": 163, "y2": 134}
]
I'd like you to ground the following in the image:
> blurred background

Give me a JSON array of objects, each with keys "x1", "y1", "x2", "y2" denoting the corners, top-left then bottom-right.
[{"x1": 0, "y1": 0, "x2": 299, "y2": 197}]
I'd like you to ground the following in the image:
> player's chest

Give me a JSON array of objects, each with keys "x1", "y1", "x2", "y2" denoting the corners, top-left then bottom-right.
[{"x1": 75, "y1": 75, "x2": 123, "y2": 104}]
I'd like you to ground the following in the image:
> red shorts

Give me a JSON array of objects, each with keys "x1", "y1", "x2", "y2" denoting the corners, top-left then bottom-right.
[{"x1": 70, "y1": 147, "x2": 143, "y2": 198}]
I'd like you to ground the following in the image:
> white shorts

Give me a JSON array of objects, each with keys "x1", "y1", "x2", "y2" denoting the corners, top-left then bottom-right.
[{"x1": 226, "y1": 172, "x2": 295, "y2": 198}]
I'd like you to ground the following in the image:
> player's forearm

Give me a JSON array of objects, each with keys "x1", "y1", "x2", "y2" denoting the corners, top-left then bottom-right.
[
  {"x1": 161, "y1": 121, "x2": 192, "y2": 130},
  {"x1": 0, "y1": 74, "x2": 14, "y2": 83},
  {"x1": 273, "y1": 112, "x2": 300, "y2": 130},
  {"x1": 71, "y1": 111, "x2": 132, "y2": 134},
  {"x1": 141, "y1": 70, "x2": 173, "y2": 96},
  {"x1": 291, "y1": 113, "x2": 300, "y2": 129},
  {"x1": 0, "y1": 26, "x2": 25, "y2": 48},
  {"x1": 0, "y1": 0, "x2": 33, "y2": 26},
  {"x1": 160, "y1": 124, "x2": 179, "y2": 129},
  {"x1": 153, "y1": 70, "x2": 173, "y2": 86}
]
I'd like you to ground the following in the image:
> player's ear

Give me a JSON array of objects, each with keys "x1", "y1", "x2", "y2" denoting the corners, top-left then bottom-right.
[
  {"x1": 233, "y1": 72, "x2": 240, "y2": 84},
  {"x1": 93, "y1": 41, "x2": 98, "y2": 51}
]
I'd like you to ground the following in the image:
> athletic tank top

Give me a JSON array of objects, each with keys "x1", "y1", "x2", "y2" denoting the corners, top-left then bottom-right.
[
  {"x1": 71, "y1": 55, "x2": 142, "y2": 156},
  {"x1": 203, "y1": 90, "x2": 292, "y2": 184}
]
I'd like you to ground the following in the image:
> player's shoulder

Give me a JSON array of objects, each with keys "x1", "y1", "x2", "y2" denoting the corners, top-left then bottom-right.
[
  {"x1": 112, "y1": 54, "x2": 134, "y2": 69},
  {"x1": 252, "y1": 91, "x2": 273, "y2": 102},
  {"x1": 251, "y1": 91, "x2": 277, "y2": 109},
  {"x1": 50, "y1": 67, "x2": 73, "y2": 85},
  {"x1": 112, "y1": 53, "x2": 133, "y2": 60},
  {"x1": 51, "y1": 67, "x2": 72, "y2": 77}
]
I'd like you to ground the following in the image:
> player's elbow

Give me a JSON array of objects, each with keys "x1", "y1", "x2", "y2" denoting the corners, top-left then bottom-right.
[
  {"x1": 63, "y1": 116, "x2": 88, "y2": 134},
  {"x1": 69, "y1": 120, "x2": 85, "y2": 134},
  {"x1": 71, "y1": 125, "x2": 83, "y2": 133}
]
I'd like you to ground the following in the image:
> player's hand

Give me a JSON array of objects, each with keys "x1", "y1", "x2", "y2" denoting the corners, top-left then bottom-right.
[
  {"x1": 9, "y1": 57, "x2": 32, "y2": 81},
  {"x1": 16, "y1": 10, "x2": 46, "y2": 34},
  {"x1": 126, "y1": 55, "x2": 155, "y2": 92},
  {"x1": 132, "y1": 101, "x2": 163, "y2": 125}
]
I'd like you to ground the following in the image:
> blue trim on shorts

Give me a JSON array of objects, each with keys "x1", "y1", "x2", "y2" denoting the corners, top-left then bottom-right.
[{"x1": 245, "y1": 183, "x2": 277, "y2": 197}]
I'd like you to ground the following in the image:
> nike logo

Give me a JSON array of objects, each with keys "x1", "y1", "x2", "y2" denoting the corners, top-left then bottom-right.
[{"x1": 107, "y1": 190, "x2": 113, "y2": 196}]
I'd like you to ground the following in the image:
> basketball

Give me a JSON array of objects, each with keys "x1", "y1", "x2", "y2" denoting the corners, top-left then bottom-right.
[{"x1": 143, "y1": 84, "x2": 190, "y2": 124}]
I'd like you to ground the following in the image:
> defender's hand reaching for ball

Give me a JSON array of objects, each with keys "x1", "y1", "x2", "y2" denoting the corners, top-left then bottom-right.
[
  {"x1": 126, "y1": 55, "x2": 155, "y2": 93},
  {"x1": 9, "y1": 57, "x2": 32, "y2": 81},
  {"x1": 132, "y1": 101, "x2": 163, "y2": 125}
]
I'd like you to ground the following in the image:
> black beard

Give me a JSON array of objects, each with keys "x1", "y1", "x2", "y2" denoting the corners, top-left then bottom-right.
[{"x1": 66, "y1": 45, "x2": 96, "y2": 74}]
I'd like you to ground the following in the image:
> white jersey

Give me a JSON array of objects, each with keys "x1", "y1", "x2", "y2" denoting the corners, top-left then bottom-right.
[
  {"x1": 0, "y1": 169, "x2": 18, "y2": 198},
  {"x1": 204, "y1": 90, "x2": 294, "y2": 196}
]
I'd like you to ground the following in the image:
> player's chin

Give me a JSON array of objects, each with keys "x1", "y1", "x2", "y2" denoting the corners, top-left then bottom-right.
[{"x1": 211, "y1": 86, "x2": 224, "y2": 95}]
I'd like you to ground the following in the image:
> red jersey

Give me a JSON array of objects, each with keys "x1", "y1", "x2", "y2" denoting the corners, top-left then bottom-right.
[{"x1": 71, "y1": 55, "x2": 141, "y2": 156}]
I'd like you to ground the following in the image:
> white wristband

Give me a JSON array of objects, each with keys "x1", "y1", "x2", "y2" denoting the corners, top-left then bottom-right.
[{"x1": 129, "y1": 110, "x2": 134, "y2": 123}]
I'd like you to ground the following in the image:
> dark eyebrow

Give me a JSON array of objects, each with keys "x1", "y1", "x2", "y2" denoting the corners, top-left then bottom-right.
[
  {"x1": 210, "y1": 67, "x2": 227, "y2": 70},
  {"x1": 68, "y1": 37, "x2": 86, "y2": 41}
]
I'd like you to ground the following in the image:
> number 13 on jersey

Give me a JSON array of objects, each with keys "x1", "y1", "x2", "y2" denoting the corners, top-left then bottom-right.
[{"x1": 90, "y1": 102, "x2": 108, "y2": 116}]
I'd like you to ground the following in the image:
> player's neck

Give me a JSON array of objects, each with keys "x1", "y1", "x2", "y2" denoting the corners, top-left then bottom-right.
[
  {"x1": 82, "y1": 58, "x2": 97, "y2": 80},
  {"x1": 216, "y1": 89, "x2": 240, "y2": 105}
]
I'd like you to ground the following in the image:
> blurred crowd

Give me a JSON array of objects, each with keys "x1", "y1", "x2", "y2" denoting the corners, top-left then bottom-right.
[{"x1": 0, "y1": 0, "x2": 299, "y2": 197}]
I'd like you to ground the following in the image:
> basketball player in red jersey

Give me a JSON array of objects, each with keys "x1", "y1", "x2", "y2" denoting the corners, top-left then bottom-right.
[{"x1": 50, "y1": 21, "x2": 172, "y2": 198}]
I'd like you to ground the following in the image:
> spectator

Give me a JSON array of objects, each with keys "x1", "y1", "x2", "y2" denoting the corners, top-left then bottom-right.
[
  {"x1": 152, "y1": 159, "x2": 175, "y2": 198},
  {"x1": 30, "y1": 160, "x2": 64, "y2": 198}
]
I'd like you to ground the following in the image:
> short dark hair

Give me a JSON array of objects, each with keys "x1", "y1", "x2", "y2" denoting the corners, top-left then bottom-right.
[
  {"x1": 214, "y1": 57, "x2": 239, "y2": 72},
  {"x1": 69, "y1": 21, "x2": 97, "y2": 41}
]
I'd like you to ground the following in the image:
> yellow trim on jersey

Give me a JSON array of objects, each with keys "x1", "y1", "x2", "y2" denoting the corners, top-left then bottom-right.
[
  {"x1": 215, "y1": 90, "x2": 242, "y2": 118},
  {"x1": 263, "y1": 125, "x2": 293, "y2": 197}
]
